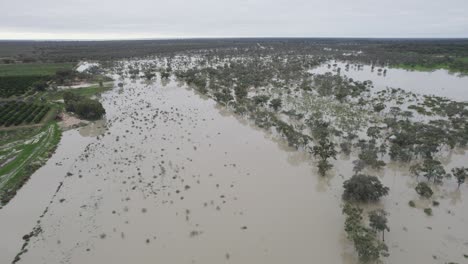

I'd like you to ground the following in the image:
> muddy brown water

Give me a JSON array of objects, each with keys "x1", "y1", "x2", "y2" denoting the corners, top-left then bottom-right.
[{"x1": 0, "y1": 73, "x2": 467, "y2": 264}]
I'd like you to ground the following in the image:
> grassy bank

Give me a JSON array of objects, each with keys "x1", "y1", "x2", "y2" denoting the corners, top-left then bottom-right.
[
  {"x1": 0, "y1": 122, "x2": 62, "y2": 207},
  {"x1": 393, "y1": 57, "x2": 468, "y2": 74}
]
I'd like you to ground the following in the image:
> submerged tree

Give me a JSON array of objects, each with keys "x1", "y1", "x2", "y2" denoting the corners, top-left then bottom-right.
[
  {"x1": 269, "y1": 98, "x2": 282, "y2": 111},
  {"x1": 411, "y1": 158, "x2": 448, "y2": 184},
  {"x1": 452, "y1": 167, "x2": 467, "y2": 189},
  {"x1": 342, "y1": 174, "x2": 389, "y2": 202},
  {"x1": 144, "y1": 70, "x2": 156, "y2": 80},
  {"x1": 353, "y1": 142, "x2": 386, "y2": 173},
  {"x1": 312, "y1": 139, "x2": 337, "y2": 176},
  {"x1": 369, "y1": 209, "x2": 390, "y2": 242},
  {"x1": 342, "y1": 203, "x2": 389, "y2": 263},
  {"x1": 415, "y1": 182, "x2": 433, "y2": 198}
]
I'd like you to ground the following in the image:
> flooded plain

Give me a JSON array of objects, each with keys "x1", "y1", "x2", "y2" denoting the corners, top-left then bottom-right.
[
  {"x1": 0, "y1": 64, "x2": 467, "y2": 264},
  {"x1": 311, "y1": 61, "x2": 468, "y2": 101}
]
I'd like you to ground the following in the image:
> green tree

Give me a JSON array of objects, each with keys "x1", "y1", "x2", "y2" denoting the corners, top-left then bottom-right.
[
  {"x1": 452, "y1": 167, "x2": 467, "y2": 189},
  {"x1": 412, "y1": 158, "x2": 447, "y2": 183},
  {"x1": 312, "y1": 139, "x2": 337, "y2": 176},
  {"x1": 234, "y1": 85, "x2": 248, "y2": 101},
  {"x1": 342, "y1": 174, "x2": 389, "y2": 202},
  {"x1": 269, "y1": 98, "x2": 282, "y2": 111},
  {"x1": 63, "y1": 91, "x2": 105, "y2": 120},
  {"x1": 32, "y1": 80, "x2": 48, "y2": 91},
  {"x1": 369, "y1": 209, "x2": 390, "y2": 241},
  {"x1": 342, "y1": 203, "x2": 389, "y2": 263},
  {"x1": 415, "y1": 182, "x2": 433, "y2": 198}
]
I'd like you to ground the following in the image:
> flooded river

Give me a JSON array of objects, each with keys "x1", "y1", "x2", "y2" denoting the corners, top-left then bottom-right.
[{"x1": 0, "y1": 69, "x2": 467, "y2": 264}]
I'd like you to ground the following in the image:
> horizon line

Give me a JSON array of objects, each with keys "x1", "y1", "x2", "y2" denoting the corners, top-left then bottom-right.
[{"x1": 1, "y1": 36, "x2": 468, "y2": 42}]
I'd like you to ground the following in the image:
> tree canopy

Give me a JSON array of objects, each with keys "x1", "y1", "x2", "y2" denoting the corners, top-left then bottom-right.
[{"x1": 342, "y1": 174, "x2": 389, "y2": 202}]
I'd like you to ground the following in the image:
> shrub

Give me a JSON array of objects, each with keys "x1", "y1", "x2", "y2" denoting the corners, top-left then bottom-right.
[
  {"x1": 424, "y1": 208, "x2": 432, "y2": 216},
  {"x1": 415, "y1": 182, "x2": 433, "y2": 198}
]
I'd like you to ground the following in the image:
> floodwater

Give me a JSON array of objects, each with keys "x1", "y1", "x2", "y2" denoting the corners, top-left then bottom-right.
[
  {"x1": 311, "y1": 61, "x2": 468, "y2": 101},
  {"x1": 0, "y1": 67, "x2": 467, "y2": 264}
]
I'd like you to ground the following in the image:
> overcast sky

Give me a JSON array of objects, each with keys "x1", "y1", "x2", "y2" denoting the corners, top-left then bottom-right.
[{"x1": 0, "y1": 0, "x2": 467, "y2": 40}]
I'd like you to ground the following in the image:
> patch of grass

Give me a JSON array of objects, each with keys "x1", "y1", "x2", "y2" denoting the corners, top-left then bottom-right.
[
  {"x1": 0, "y1": 63, "x2": 74, "y2": 77},
  {"x1": 46, "y1": 83, "x2": 113, "y2": 101}
]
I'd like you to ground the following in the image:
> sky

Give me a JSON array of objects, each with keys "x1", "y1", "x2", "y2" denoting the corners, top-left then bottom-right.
[{"x1": 0, "y1": 0, "x2": 467, "y2": 40}]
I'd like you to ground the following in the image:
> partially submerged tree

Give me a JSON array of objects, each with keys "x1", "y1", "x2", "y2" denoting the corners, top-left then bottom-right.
[
  {"x1": 269, "y1": 98, "x2": 282, "y2": 111},
  {"x1": 369, "y1": 209, "x2": 390, "y2": 242},
  {"x1": 415, "y1": 182, "x2": 433, "y2": 198},
  {"x1": 411, "y1": 158, "x2": 448, "y2": 184},
  {"x1": 342, "y1": 203, "x2": 389, "y2": 263},
  {"x1": 312, "y1": 139, "x2": 337, "y2": 176},
  {"x1": 353, "y1": 142, "x2": 386, "y2": 173},
  {"x1": 342, "y1": 174, "x2": 389, "y2": 202},
  {"x1": 452, "y1": 167, "x2": 467, "y2": 189}
]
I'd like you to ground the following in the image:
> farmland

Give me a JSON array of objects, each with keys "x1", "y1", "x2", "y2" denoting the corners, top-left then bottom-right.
[
  {"x1": 0, "y1": 102, "x2": 50, "y2": 127},
  {"x1": 0, "y1": 63, "x2": 74, "y2": 98}
]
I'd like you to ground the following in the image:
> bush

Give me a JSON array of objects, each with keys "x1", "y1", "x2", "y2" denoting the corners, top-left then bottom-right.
[
  {"x1": 424, "y1": 208, "x2": 432, "y2": 216},
  {"x1": 415, "y1": 182, "x2": 433, "y2": 198}
]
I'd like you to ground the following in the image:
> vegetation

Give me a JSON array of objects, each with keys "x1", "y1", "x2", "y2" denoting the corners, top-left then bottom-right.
[
  {"x1": 105, "y1": 43, "x2": 468, "y2": 261},
  {"x1": 312, "y1": 139, "x2": 337, "y2": 176},
  {"x1": 369, "y1": 209, "x2": 390, "y2": 242},
  {"x1": 342, "y1": 174, "x2": 389, "y2": 202},
  {"x1": 0, "y1": 63, "x2": 74, "y2": 98},
  {"x1": 0, "y1": 63, "x2": 74, "y2": 77},
  {"x1": 63, "y1": 92, "x2": 106, "y2": 120},
  {"x1": 452, "y1": 167, "x2": 467, "y2": 188},
  {"x1": 415, "y1": 182, "x2": 433, "y2": 198},
  {"x1": 0, "y1": 123, "x2": 61, "y2": 206},
  {"x1": 1, "y1": 39, "x2": 466, "y2": 261},
  {"x1": 342, "y1": 203, "x2": 389, "y2": 263},
  {"x1": 424, "y1": 208, "x2": 433, "y2": 216},
  {"x1": 0, "y1": 101, "x2": 50, "y2": 127},
  {"x1": 1, "y1": 39, "x2": 467, "y2": 74},
  {"x1": 410, "y1": 159, "x2": 448, "y2": 184},
  {"x1": 0, "y1": 61, "x2": 109, "y2": 207}
]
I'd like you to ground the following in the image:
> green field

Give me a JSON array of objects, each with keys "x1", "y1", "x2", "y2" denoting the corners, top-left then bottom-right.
[
  {"x1": 0, "y1": 63, "x2": 74, "y2": 77},
  {"x1": 0, "y1": 63, "x2": 75, "y2": 98}
]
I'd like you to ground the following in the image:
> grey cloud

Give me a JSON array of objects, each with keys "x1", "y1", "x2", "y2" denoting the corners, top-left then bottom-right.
[{"x1": 0, "y1": 0, "x2": 467, "y2": 39}]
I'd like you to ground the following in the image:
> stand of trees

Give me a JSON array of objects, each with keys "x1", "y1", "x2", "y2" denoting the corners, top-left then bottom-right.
[{"x1": 63, "y1": 92, "x2": 105, "y2": 120}]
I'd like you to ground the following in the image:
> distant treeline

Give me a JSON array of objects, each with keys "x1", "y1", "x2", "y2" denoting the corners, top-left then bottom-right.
[{"x1": 1, "y1": 38, "x2": 468, "y2": 72}]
